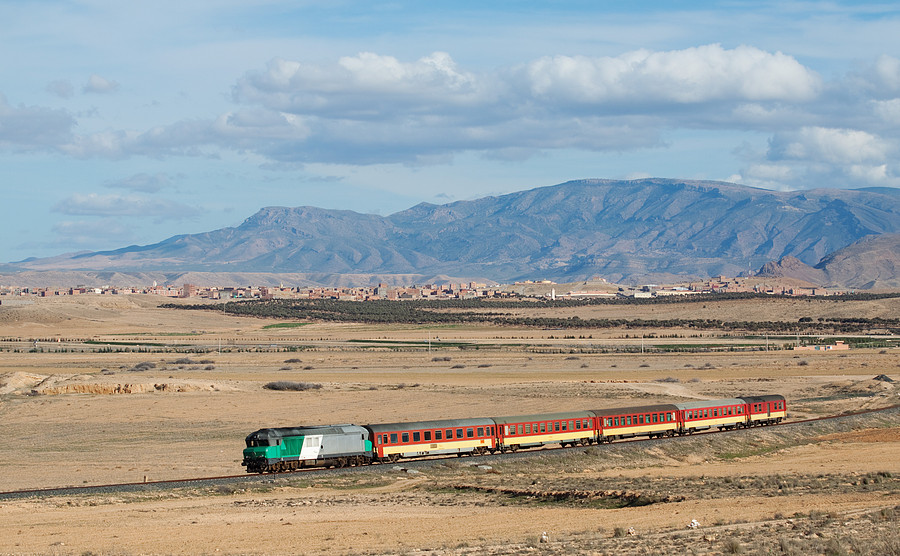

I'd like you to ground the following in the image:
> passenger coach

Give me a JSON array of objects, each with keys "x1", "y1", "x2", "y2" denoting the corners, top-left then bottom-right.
[
  {"x1": 676, "y1": 398, "x2": 747, "y2": 434},
  {"x1": 742, "y1": 394, "x2": 786, "y2": 425},
  {"x1": 366, "y1": 418, "x2": 495, "y2": 461},
  {"x1": 590, "y1": 404, "x2": 679, "y2": 441},
  {"x1": 493, "y1": 411, "x2": 594, "y2": 451}
]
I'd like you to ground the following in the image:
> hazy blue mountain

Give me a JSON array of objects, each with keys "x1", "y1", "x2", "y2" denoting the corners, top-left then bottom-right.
[{"x1": 12, "y1": 178, "x2": 900, "y2": 285}]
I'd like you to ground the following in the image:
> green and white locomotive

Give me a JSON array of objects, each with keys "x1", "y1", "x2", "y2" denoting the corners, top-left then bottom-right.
[{"x1": 241, "y1": 424, "x2": 372, "y2": 472}]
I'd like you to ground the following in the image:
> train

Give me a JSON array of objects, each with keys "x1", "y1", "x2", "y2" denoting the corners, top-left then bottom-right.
[{"x1": 241, "y1": 394, "x2": 786, "y2": 473}]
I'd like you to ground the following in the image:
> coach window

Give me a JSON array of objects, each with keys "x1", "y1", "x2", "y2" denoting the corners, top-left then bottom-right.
[
  {"x1": 412, "y1": 432, "x2": 420, "y2": 442},
  {"x1": 526, "y1": 424, "x2": 532, "y2": 434},
  {"x1": 477, "y1": 427, "x2": 484, "y2": 437},
  {"x1": 575, "y1": 420, "x2": 581, "y2": 430},
  {"x1": 560, "y1": 421, "x2": 566, "y2": 431},
  {"x1": 456, "y1": 428, "x2": 463, "y2": 438},
  {"x1": 614, "y1": 417, "x2": 619, "y2": 426},
  {"x1": 713, "y1": 409, "x2": 718, "y2": 417},
  {"x1": 538, "y1": 422, "x2": 544, "y2": 433},
  {"x1": 390, "y1": 433, "x2": 398, "y2": 443},
  {"x1": 435, "y1": 430, "x2": 442, "y2": 441},
  {"x1": 424, "y1": 431, "x2": 432, "y2": 441},
  {"x1": 554, "y1": 422, "x2": 560, "y2": 432},
  {"x1": 667, "y1": 413, "x2": 673, "y2": 421},
  {"x1": 402, "y1": 432, "x2": 410, "y2": 443},
  {"x1": 467, "y1": 428, "x2": 474, "y2": 438},
  {"x1": 505, "y1": 425, "x2": 511, "y2": 435},
  {"x1": 652, "y1": 414, "x2": 658, "y2": 423}
]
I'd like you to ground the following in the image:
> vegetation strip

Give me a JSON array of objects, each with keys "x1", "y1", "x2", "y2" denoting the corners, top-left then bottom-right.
[
  {"x1": 448, "y1": 484, "x2": 684, "y2": 506},
  {"x1": 164, "y1": 296, "x2": 900, "y2": 334}
]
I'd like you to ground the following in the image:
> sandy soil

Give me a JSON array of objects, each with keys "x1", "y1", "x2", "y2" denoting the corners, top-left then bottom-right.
[{"x1": 0, "y1": 295, "x2": 898, "y2": 554}]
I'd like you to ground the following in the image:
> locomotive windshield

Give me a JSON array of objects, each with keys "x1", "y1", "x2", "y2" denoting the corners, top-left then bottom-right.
[{"x1": 246, "y1": 438, "x2": 281, "y2": 447}]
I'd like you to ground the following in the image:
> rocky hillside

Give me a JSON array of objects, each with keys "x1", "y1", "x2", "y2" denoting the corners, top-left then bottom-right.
[
  {"x1": 757, "y1": 233, "x2": 900, "y2": 289},
  {"x1": 11, "y1": 179, "x2": 900, "y2": 285}
]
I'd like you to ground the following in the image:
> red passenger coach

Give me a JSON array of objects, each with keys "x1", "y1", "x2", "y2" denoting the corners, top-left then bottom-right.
[
  {"x1": 675, "y1": 398, "x2": 747, "y2": 433},
  {"x1": 365, "y1": 418, "x2": 495, "y2": 462},
  {"x1": 493, "y1": 411, "x2": 595, "y2": 451},
  {"x1": 591, "y1": 404, "x2": 680, "y2": 441},
  {"x1": 743, "y1": 394, "x2": 786, "y2": 426}
]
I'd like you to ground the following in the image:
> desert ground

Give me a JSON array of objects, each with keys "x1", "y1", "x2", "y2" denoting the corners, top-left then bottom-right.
[{"x1": 0, "y1": 294, "x2": 898, "y2": 555}]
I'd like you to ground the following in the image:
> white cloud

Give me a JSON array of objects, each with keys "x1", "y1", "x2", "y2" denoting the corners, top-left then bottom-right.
[
  {"x1": 768, "y1": 126, "x2": 891, "y2": 165},
  {"x1": 104, "y1": 173, "x2": 172, "y2": 193},
  {"x1": 83, "y1": 74, "x2": 119, "y2": 94},
  {"x1": 873, "y1": 98, "x2": 900, "y2": 123},
  {"x1": 52, "y1": 193, "x2": 201, "y2": 221},
  {"x1": 521, "y1": 45, "x2": 821, "y2": 106},
  {"x1": 0, "y1": 93, "x2": 74, "y2": 148}
]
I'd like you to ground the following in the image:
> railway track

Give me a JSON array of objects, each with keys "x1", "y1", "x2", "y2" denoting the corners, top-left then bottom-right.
[{"x1": 2, "y1": 403, "x2": 898, "y2": 501}]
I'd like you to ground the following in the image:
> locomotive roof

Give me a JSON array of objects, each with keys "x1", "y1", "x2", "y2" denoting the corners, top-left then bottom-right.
[
  {"x1": 589, "y1": 403, "x2": 679, "y2": 416},
  {"x1": 365, "y1": 417, "x2": 494, "y2": 433},
  {"x1": 674, "y1": 398, "x2": 745, "y2": 410},
  {"x1": 246, "y1": 424, "x2": 365, "y2": 440},
  {"x1": 492, "y1": 410, "x2": 593, "y2": 424}
]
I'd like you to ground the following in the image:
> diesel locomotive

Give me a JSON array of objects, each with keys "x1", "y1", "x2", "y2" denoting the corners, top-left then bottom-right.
[{"x1": 242, "y1": 394, "x2": 785, "y2": 473}]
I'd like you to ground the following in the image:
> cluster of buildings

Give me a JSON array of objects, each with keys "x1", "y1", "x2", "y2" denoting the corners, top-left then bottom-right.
[{"x1": 0, "y1": 275, "x2": 849, "y2": 302}]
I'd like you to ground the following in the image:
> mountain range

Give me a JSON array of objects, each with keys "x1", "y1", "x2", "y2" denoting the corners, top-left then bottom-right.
[{"x1": 7, "y1": 178, "x2": 900, "y2": 288}]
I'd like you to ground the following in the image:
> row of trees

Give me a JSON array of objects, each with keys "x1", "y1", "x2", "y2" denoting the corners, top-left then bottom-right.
[{"x1": 163, "y1": 296, "x2": 900, "y2": 334}]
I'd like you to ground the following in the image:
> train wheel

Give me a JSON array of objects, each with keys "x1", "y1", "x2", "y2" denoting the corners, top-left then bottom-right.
[
  {"x1": 510, "y1": 444, "x2": 519, "y2": 452},
  {"x1": 388, "y1": 454, "x2": 400, "y2": 463}
]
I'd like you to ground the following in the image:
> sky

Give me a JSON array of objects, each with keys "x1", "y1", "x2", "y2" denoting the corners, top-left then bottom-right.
[{"x1": 2, "y1": 1, "x2": 900, "y2": 263}]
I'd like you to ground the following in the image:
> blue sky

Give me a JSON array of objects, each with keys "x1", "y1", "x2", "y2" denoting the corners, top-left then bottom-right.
[{"x1": 2, "y1": 1, "x2": 899, "y2": 263}]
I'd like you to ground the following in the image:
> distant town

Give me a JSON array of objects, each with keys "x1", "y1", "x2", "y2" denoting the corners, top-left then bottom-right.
[{"x1": 0, "y1": 275, "x2": 852, "y2": 302}]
